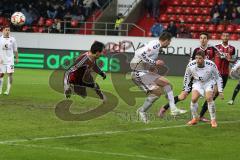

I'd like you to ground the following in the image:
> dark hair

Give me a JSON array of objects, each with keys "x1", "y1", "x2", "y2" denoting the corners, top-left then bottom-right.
[
  {"x1": 159, "y1": 32, "x2": 172, "y2": 41},
  {"x1": 90, "y1": 41, "x2": 105, "y2": 54},
  {"x1": 195, "y1": 50, "x2": 205, "y2": 58},
  {"x1": 199, "y1": 32, "x2": 209, "y2": 39}
]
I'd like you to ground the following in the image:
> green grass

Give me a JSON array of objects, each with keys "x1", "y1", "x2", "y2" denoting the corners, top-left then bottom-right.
[{"x1": 0, "y1": 69, "x2": 240, "y2": 160}]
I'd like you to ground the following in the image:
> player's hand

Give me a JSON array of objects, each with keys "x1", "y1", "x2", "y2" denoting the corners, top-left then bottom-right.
[
  {"x1": 219, "y1": 92, "x2": 224, "y2": 100},
  {"x1": 101, "y1": 72, "x2": 106, "y2": 80},
  {"x1": 156, "y1": 59, "x2": 164, "y2": 67}
]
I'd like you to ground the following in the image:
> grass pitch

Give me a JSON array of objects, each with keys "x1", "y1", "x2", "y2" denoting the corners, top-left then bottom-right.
[{"x1": 0, "y1": 69, "x2": 240, "y2": 160}]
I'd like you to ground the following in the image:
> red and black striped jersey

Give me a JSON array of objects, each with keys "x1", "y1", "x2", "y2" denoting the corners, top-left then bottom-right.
[
  {"x1": 64, "y1": 52, "x2": 103, "y2": 85},
  {"x1": 191, "y1": 46, "x2": 217, "y2": 61},
  {"x1": 214, "y1": 44, "x2": 236, "y2": 75}
]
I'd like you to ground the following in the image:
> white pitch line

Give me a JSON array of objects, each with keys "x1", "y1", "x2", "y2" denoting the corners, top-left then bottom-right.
[
  {"x1": 8, "y1": 143, "x2": 176, "y2": 160},
  {"x1": 0, "y1": 120, "x2": 240, "y2": 145}
]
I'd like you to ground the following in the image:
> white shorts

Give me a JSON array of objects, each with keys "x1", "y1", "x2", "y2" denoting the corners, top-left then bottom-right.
[
  {"x1": 131, "y1": 71, "x2": 160, "y2": 93},
  {"x1": 0, "y1": 64, "x2": 14, "y2": 73},
  {"x1": 192, "y1": 80, "x2": 215, "y2": 96}
]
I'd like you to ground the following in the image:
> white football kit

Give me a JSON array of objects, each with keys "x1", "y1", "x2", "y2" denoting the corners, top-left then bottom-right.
[
  {"x1": 0, "y1": 35, "x2": 18, "y2": 73},
  {"x1": 130, "y1": 40, "x2": 161, "y2": 93},
  {"x1": 230, "y1": 60, "x2": 240, "y2": 80},
  {"x1": 183, "y1": 60, "x2": 223, "y2": 96}
]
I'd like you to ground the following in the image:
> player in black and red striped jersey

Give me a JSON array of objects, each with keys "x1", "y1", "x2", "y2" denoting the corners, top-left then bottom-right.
[
  {"x1": 64, "y1": 41, "x2": 107, "y2": 102},
  {"x1": 200, "y1": 32, "x2": 236, "y2": 115}
]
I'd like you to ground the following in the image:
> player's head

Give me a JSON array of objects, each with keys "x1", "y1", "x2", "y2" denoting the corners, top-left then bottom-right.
[
  {"x1": 195, "y1": 50, "x2": 205, "y2": 67},
  {"x1": 221, "y1": 32, "x2": 229, "y2": 44},
  {"x1": 90, "y1": 41, "x2": 105, "y2": 58},
  {"x1": 159, "y1": 32, "x2": 172, "y2": 48},
  {"x1": 199, "y1": 32, "x2": 209, "y2": 47},
  {"x1": 2, "y1": 25, "x2": 10, "y2": 37}
]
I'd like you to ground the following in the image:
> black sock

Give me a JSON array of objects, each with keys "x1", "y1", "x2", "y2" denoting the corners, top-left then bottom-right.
[
  {"x1": 200, "y1": 101, "x2": 208, "y2": 118},
  {"x1": 163, "y1": 96, "x2": 179, "y2": 110},
  {"x1": 232, "y1": 83, "x2": 240, "y2": 101},
  {"x1": 94, "y1": 83, "x2": 104, "y2": 100}
]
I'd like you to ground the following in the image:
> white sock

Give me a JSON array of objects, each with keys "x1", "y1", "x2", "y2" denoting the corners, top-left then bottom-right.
[
  {"x1": 139, "y1": 94, "x2": 158, "y2": 112},
  {"x1": 0, "y1": 77, "x2": 3, "y2": 93},
  {"x1": 6, "y1": 76, "x2": 11, "y2": 93},
  {"x1": 190, "y1": 102, "x2": 198, "y2": 119},
  {"x1": 208, "y1": 101, "x2": 216, "y2": 120},
  {"x1": 163, "y1": 85, "x2": 176, "y2": 111}
]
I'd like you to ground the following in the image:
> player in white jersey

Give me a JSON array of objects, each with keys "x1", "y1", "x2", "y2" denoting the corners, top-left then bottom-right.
[
  {"x1": 0, "y1": 26, "x2": 19, "y2": 95},
  {"x1": 183, "y1": 51, "x2": 223, "y2": 128},
  {"x1": 130, "y1": 32, "x2": 186, "y2": 123},
  {"x1": 228, "y1": 60, "x2": 240, "y2": 105}
]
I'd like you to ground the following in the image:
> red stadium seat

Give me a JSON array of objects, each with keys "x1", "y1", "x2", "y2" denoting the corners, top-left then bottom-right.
[
  {"x1": 191, "y1": 32, "x2": 199, "y2": 39},
  {"x1": 175, "y1": 7, "x2": 183, "y2": 14},
  {"x1": 226, "y1": 25, "x2": 235, "y2": 33},
  {"x1": 190, "y1": 24, "x2": 198, "y2": 32},
  {"x1": 38, "y1": 17, "x2": 45, "y2": 26},
  {"x1": 199, "y1": 0, "x2": 207, "y2": 7},
  {"x1": 211, "y1": 33, "x2": 220, "y2": 40},
  {"x1": 198, "y1": 25, "x2": 207, "y2": 32},
  {"x1": 208, "y1": 24, "x2": 216, "y2": 32},
  {"x1": 235, "y1": 25, "x2": 240, "y2": 33},
  {"x1": 38, "y1": 27, "x2": 44, "y2": 33},
  {"x1": 172, "y1": 0, "x2": 180, "y2": 6},
  {"x1": 178, "y1": 15, "x2": 186, "y2": 22},
  {"x1": 202, "y1": 8, "x2": 210, "y2": 15},
  {"x1": 193, "y1": 8, "x2": 201, "y2": 15},
  {"x1": 190, "y1": 1, "x2": 198, "y2": 7},
  {"x1": 184, "y1": 7, "x2": 192, "y2": 15},
  {"x1": 160, "y1": 14, "x2": 168, "y2": 22},
  {"x1": 216, "y1": 24, "x2": 225, "y2": 32},
  {"x1": 71, "y1": 19, "x2": 78, "y2": 27},
  {"x1": 166, "y1": 7, "x2": 174, "y2": 14},
  {"x1": 22, "y1": 26, "x2": 28, "y2": 32},
  {"x1": 205, "y1": 16, "x2": 211, "y2": 23},
  {"x1": 186, "y1": 16, "x2": 194, "y2": 23},
  {"x1": 0, "y1": 17, "x2": 4, "y2": 25},
  {"x1": 32, "y1": 26, "x2": 39, "y2": 32},
  {"x1": 45, "y1": 19, "x2": 53, "y2": 27},
  {"x1": 230, "y1": 34, "x2": 239, "y2": 40},
  {"x1": 182, "y1": 0, "x2": 188, "y2": 6},
  {"x1": 195, "y1": 16, "x2": 204, "y2": 23},
  {"x1": 169, "y1": 15, "x2": 177, "y2": 22}
]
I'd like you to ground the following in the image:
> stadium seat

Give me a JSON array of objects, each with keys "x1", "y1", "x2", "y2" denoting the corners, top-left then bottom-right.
[
  {"x1": 202, "y1": 8, "x2": 210, "y2": 15},
  {"x1": 198, "y1": 25, "x2": 207, "y2": 32},
  {"x1": 186, "y1": 16, "x2": 194, "y2": 23},
  {"x1": 32, "y1": 26, "x2": 39, "y2": 32},
  {"x1": 169, "y1": 15, "x2": 177, "y2": 22},
  {"x1": 235, "y1": 25, "x2": 240, "y2": 33},
  {"x1": 71, "y1": 19, "x2": 78, "y2": 27},
  {"x1": 190, "y1": 24, "x2": 198, "y2": 32},
  {"x1": 190, "y1": 1, "x2": 198, "y2": 7},
  {"x1": 193, "y1": 8, "x2": 201, "y2": 15},
  {"x1": 45, "y1": 19, "x2": 53, "y2": 27},
  {"x1": 0, "y1": 17, "x2": 4, "y2": 25},
  {"x1": 199, "y1": 0, "x2": 207, "y2": 7},
  {"x1": 182, "y1": 0, "x2": 188, "y2": 6},
  {"x1": 216, "y1": 24, "x2": 225, "y2": 32},
  {"x1": 160, "y1": 14, "x2": 168, "y2": 22},
  {"x1": 172, "y1": 0, "x2": 180, "y2": 6},
  {"x1": 208, "y1": 24, "x2": 216, "y2": 32},
  {"x1": 166, "y1": 7, "x2": 174, "y2": 14},
  {"x1": 226, "y1": 25, "x2": 235, "y2": 33},
  {"x1": 191, "y1": 32, "x2": 199, "y2": 39},
  {"x1": 230, "y1": 34, "x2": 239, "y2": 40},
  {"x1": 175, "y1": 7, "x2": 183, "y2": 14},
  {"x1": 38, "y1": 17, "x2": 45, "y2": 26},
  {"x1": 195, "y1": 16, "x2": 204, "y2": 23},
  {"x1": 38, "y1": 27, "x2": 44, "y2": 33},
  {"x1": 211, "y1": 33, "x2": 220, "y2": 40},
  {"x1": 205, "y1": 16, "x2": 211, "y2": 23},
  {"x1": 178, "y1": 15, "x2": 186, "y2": 22},
  {"x1": 184, "y1": 7, "x2": 192, "y2": 15},
  {"x1": 22, "y1": 26, "x2": 28, "y2": 32}
]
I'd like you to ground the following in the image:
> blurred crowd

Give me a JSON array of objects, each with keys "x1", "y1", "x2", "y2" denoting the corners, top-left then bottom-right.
[
  {"x1": 0, "y1": 0, "x2": 109, "y2": 32},
  {"x1": 210, "y1": 0, "x2": 240, "y2": 24}
]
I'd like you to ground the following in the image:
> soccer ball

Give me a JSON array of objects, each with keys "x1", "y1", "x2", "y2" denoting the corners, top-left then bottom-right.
[{"x1": 11, "y1": 12, "x2": 26, "y2": 26}]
